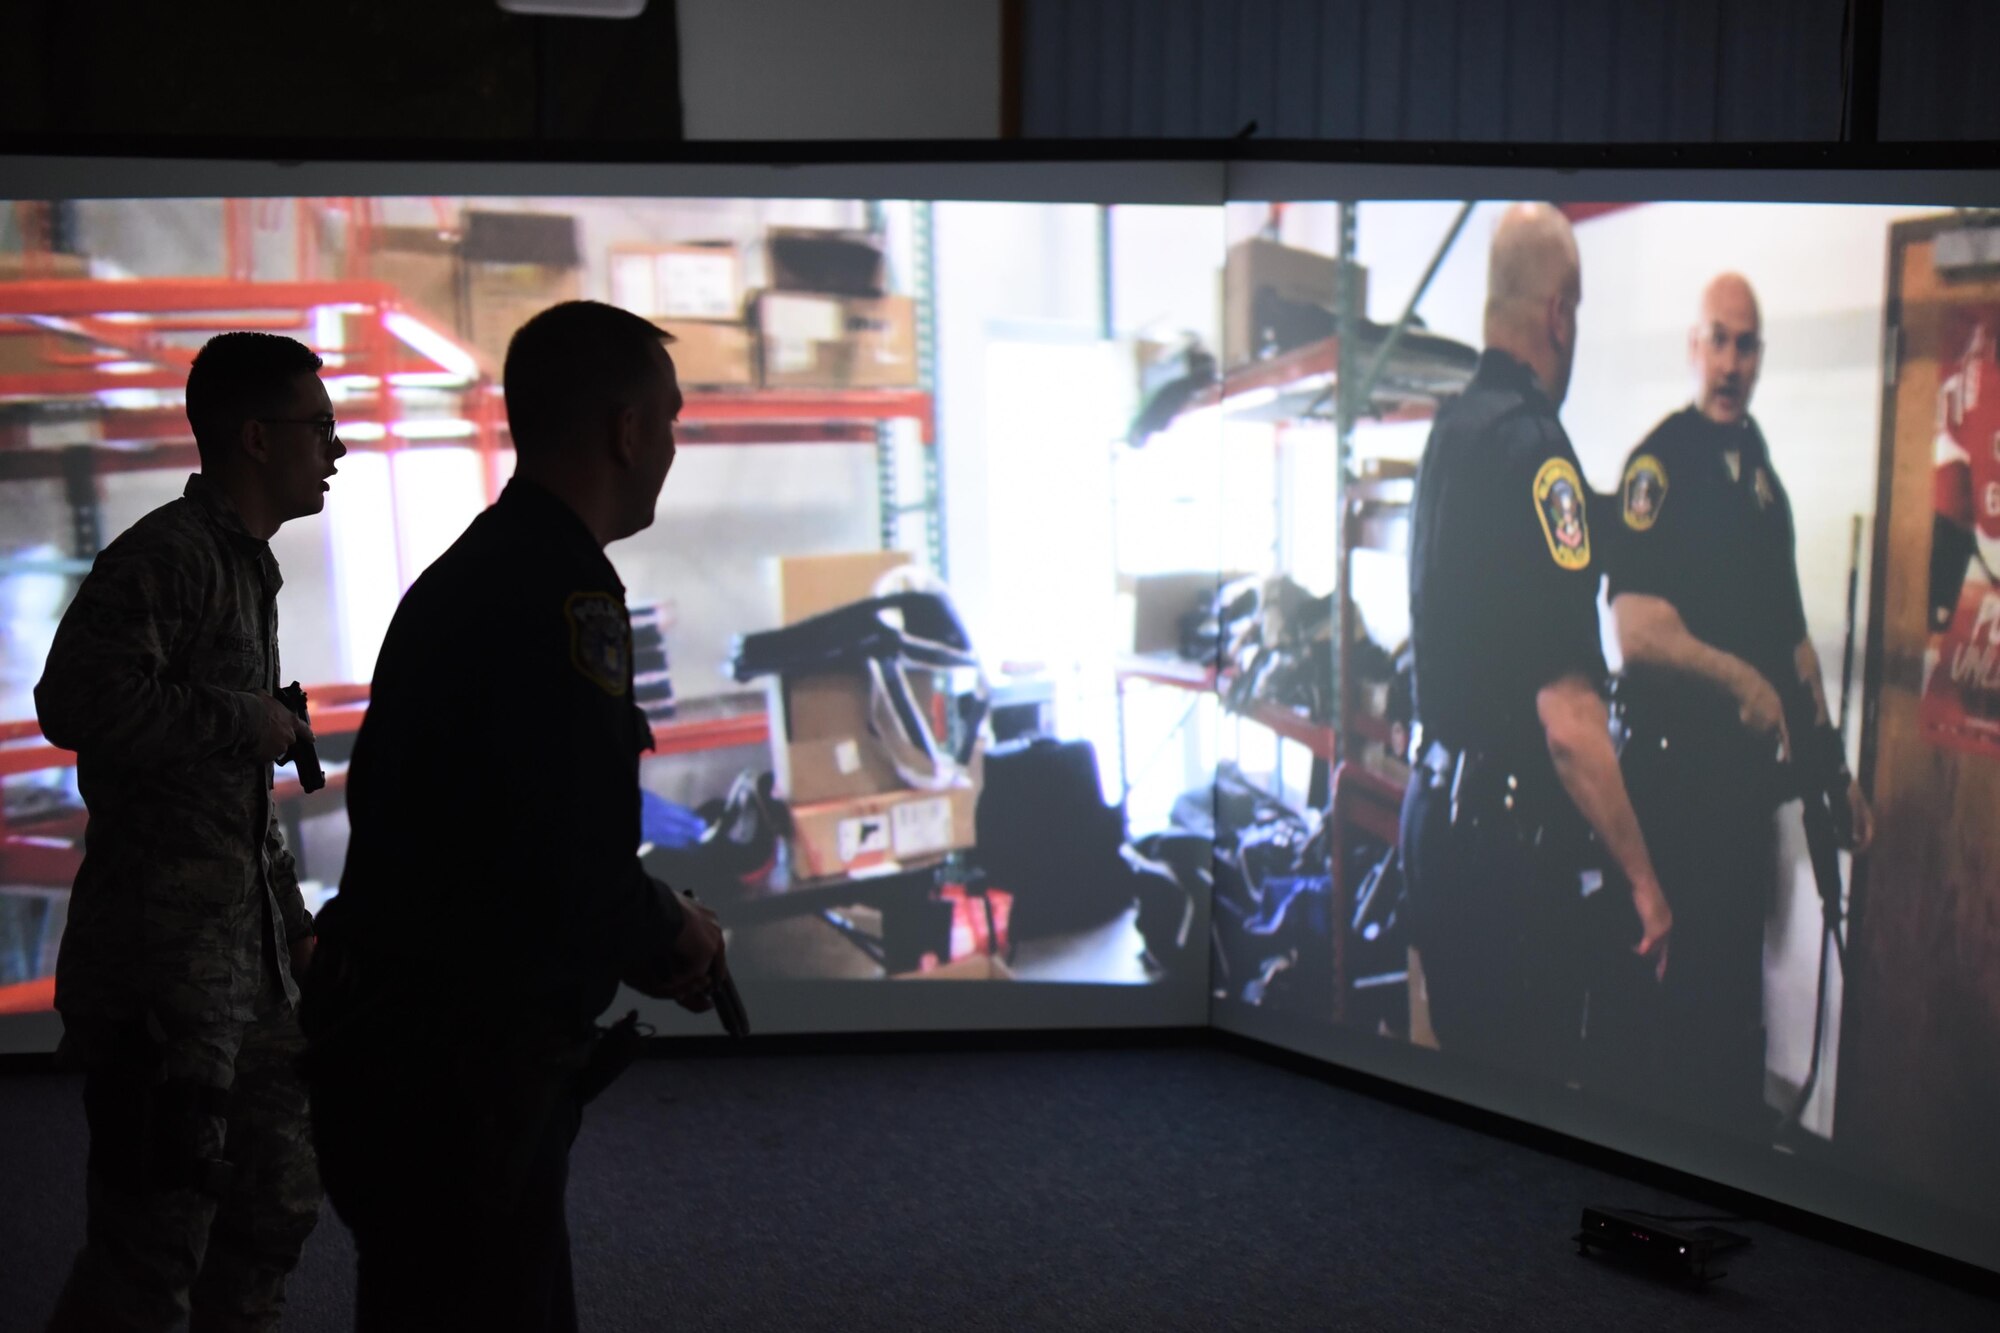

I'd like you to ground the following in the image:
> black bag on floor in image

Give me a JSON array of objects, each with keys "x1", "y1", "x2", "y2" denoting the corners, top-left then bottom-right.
[{"x1": 976, "y1": 737, "x2": 1139, "y2": 942}]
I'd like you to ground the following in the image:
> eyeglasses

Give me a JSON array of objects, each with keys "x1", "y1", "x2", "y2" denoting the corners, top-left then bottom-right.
[{"x1": 260, "y1": 416, "x2": 340, "y2": 447}]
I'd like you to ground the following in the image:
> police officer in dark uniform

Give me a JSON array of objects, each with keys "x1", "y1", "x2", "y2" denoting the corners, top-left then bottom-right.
[
  {"x1": 1604, "y1": 273, "x2": 1873, "y2": 1141},
  {"x1": 1403, "y1": 204, "x2": 1673, "y2": 1084},
  {"x1": 301, "y1": 301, "x2": 728, "y2": 1331}
]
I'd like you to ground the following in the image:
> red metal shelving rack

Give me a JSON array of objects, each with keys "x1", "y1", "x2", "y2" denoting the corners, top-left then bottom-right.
[
  {"x1": 0, "y1": 197, "x2": 948, "y2": 1020},
  {"x1": 1, "y1": 204, "x2": 931, "y2": 901}
]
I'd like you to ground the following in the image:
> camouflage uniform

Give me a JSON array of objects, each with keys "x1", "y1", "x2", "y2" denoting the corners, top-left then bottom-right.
[{"x1": 35, "y1": 473, "x2": 322, "y2": 1332}]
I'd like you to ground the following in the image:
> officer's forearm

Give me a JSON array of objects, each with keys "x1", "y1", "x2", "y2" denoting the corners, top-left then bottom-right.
[
  {"x1": 1537, "y1": 676, "x2": 1662, "y2": 897},
  {"x1": 1613, "y1": 592, "x2": 1765, "y2": 706}
]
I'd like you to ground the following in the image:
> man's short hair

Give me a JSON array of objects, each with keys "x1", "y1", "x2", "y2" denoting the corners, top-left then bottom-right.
[
  {"x1": 504, "y1": 301, "x2": 675, "y2": 461},
  {"x1": 185, "y1": 333, "x2": 325, "y2": 468}
]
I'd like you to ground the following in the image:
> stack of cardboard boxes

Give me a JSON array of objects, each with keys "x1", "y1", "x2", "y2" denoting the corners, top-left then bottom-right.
[
  {"x1": 752, "y1": 229, "x2": 918, "y2": 390},
  {"x1": 357, "y1": 211, "x2": 585, "y2": 374},
  {"x1": 355, "y1": 217, "x2": 919, "y2": 393},
  {"x1": 611, "y1": 241, "x2": 756, "y2": 388},
  {"x1": 765, "y1": 552, "x2": 978, "y2": 884}
]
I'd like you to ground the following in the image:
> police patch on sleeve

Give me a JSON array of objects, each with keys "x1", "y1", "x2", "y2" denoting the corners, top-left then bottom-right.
[
  {"x1": 1621, "y1": 453, "x2": 1668, "y2": 531},
  {"x1": 565, "y1": 592, "x2": 631, "y2": 696},
  {"x1": 1533, "y1": 458, "x2": 1592, "y2": 570}
]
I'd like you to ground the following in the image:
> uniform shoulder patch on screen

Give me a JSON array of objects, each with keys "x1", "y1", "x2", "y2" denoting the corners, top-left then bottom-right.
[
  {"x1": 1622, "y1": 453, "x2": 1668, "y2": 532},
  {"x1": 1533, "y1": 457, "x2": 1592, "y2": 571},
  {"x1": 565, "y1": 591, "x2": 630, "y2": 697}
]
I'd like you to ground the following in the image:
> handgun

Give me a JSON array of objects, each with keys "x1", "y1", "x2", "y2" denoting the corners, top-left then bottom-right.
[
  {"x1": 679, "y1": 887, "x2": 750, "y2": 1038},
  {"x1": 713, "y1": 972, "x2": 750, "y2": 1039},
  {"x1": 274, "y1": 681, "x2": 326, "y2": 794}
]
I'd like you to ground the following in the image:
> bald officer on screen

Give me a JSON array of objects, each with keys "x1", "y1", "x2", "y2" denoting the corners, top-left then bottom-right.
[
  {"x1": 1602, "y1": 273, "x2": 1874, "y2": 1142},
  {"x1": 1401, "y1": 203, "x2": 1673, "y2": 1086}
]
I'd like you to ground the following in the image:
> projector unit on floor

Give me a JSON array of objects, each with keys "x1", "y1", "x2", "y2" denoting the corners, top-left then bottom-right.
[{"x1": 1574, "y1": 1206, "x2": 1751, "y2": 1284}]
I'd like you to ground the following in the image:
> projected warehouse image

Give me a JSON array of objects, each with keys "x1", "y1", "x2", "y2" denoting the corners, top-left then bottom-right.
[
  {"x1": 0, "y1": 193, "x2": 1226, "y2": 1029},
  {"x1": 7, "y1": 179, "x2": 2000, "y2": 1272}
]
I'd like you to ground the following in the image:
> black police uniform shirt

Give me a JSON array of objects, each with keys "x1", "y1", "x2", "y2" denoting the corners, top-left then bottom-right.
[
  {"x1": 330, "y1": 477, "x2": 686, "y2": 1026},
  {"x1": 1606, "y1": 407, "x2": 1809, "y2": 753},
  {"x1": 1409, "y1": 348, "x2": 1609, "y2": 793}
]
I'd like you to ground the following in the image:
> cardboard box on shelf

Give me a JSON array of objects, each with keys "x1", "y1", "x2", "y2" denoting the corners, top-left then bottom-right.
[
  {"x1": 845, "y1": 296, "x2": 917, "y2": 388},
  {"x1": 1123, "y1": 570, "x2": 1251, "y2": 656},
  {"x1": 360, "y1": 226, "x2": 461, "y2": 333},
  {"x1": 755, "y1": 290, "x2": 847, "y2": 388},
  {"x1": 0, "y1": 325, "x2": 96, "y2": 377},
  {"x1": 787, "y1": 783, "x2": 977, "y2": 881},
  {"x1": 659, "y1": 319, "x2": 754, "y2": 388},
  {"x1": 612, "y1": 243, "x2": 743, "y2": 322},
  {"x1": 760, "y1": 551, "x2": 949, "y2": 804},
  {"x1": 1221, "y1": 237, "x2": 1367, "y2": 371},
  {"x1": 0, "y1": 254, "x2": 95, "y2": 378},
  {"x1": 753, "y1": 293, "x2": 917, "y2": 389},
  {"x1": 460, "y1": 211, "x2": 583, "y2": 371},
  {"x1": 0, "y1": 252, "x2": 89, "y2": 281},
  {"x1": 766, "y1": 227, "x2": 887, "y2": 297},
  {"x1": 767, "y1": 670, "x2": 909, "y2": 804},
  {"x1": 774, "y1": 550, "x2": 918, "y2": 625}
]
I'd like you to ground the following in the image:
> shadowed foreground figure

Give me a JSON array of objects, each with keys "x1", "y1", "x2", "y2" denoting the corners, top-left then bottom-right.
[
  {"x1": 302, "y1": 301, "x2": 730, "y2": 1332},
  {"x1": 38, "y1": 332, "x2": 345, "y2": 1331}
]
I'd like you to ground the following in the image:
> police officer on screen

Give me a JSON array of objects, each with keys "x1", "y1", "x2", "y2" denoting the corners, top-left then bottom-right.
[
  {"x1": 1402, "y1": 203, "x2": 1673, "y2": 1083},
  {"x1": 301, "y1": 301, "x2": 729, "y2": 1330},
  {"x1": 1603, "y1": 273, "x2": 1875, "y2": 1140}
]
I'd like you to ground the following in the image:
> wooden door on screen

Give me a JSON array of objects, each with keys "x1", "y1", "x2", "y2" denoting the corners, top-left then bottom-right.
[{"x1": 1837, "y1": 217, "x2": 2000, "y2": 1224}]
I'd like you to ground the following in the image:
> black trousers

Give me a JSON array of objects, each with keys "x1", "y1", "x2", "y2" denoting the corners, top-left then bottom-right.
[
  {"x1": 1590, "y1": 733, "x2": 1777, "y2": 1143},
  {"x1": 1400, "y1": 772, "x2": 1583, "y2": 1087},
  {"x1": 307, "y1": 1044, "x2": 587, "y2": 1333}
]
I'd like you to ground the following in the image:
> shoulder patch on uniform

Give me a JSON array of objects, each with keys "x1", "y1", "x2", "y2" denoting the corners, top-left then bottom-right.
[
  {"x1": 1532, "y1": 457, "x2": 1592, "y2": 571},
  {"x1": 1621, "y1": 453, "x2": 1668, "y2": 531},
  {"x1": 565, "y1": 592, "x2": 631, "y2": 697}
]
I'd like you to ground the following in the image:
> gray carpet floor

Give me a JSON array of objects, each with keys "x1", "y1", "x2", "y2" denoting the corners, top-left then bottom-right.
[{"x1": 2, "y1": 1043, "x2": 1994, "y2": 1331}]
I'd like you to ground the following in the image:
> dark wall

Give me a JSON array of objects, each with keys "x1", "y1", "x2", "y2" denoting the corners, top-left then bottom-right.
[
  {"x1": 1879, "y1": 0, "x2": 2000, "y2": 140},
  {"x1": 0, "y1": 0, "x2": 682, "y2": 143},
  {"x1": 1018, "y1": 0, "x2": 1994, "y2": 143}
]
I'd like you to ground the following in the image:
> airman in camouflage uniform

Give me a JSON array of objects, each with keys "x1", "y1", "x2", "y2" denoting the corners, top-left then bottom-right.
[{"x1": 35, "y1": 332, "x2": 344, "y2": 1332}]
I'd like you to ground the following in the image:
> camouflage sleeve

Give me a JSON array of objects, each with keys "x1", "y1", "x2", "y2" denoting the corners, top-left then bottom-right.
[
  {"x1": 34, "y1": 540, "x2": 261, "y2": 764},
  {"x1": 266, "y1": 802, "x2": 313, "y2": 942}
]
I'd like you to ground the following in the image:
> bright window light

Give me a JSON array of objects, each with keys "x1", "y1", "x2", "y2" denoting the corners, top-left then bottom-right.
[
  {"x1": 389, "y1": 371, "x2": 473, "y2": 389},
  {"x1": 313, "y1": 306, "x2": 346, "y2": 352},
  {"x1": 391, "y1": 419, "x2": 476, "y2": 441},
  {"x1": 382, "y1": 311, "x2": 479, "y2": 380}
]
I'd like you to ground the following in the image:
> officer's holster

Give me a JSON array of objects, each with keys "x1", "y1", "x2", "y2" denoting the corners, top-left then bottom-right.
[
  {"x1": 1415, "y1": 738, "x2": 1536, "y2": 840},
  {"x1": 574, "y1": 1008, "x2": 646, "y2": 1106}
]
